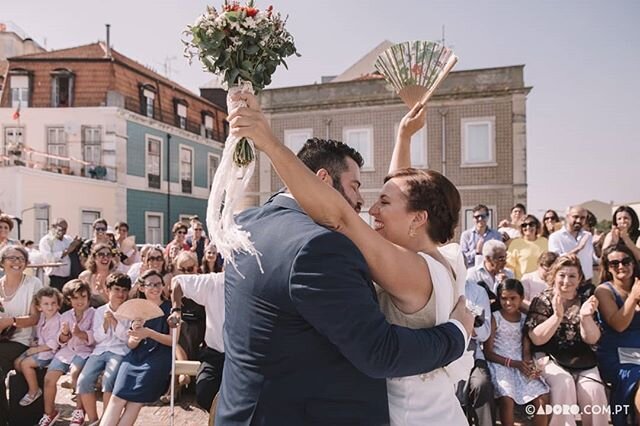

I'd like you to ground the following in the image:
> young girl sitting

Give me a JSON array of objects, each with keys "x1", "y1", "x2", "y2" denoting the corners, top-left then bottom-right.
[
  {"x1": 14, "y1": 287, "x2": 63, "y2": 407},
  {"x1": 100, "y1": 269, "x2": 174, "y2": 426},
  {"x1": 484, "y1": 279, "x2": 549, "y2": 426},
  {"x1": 38, "y1": 280, "x2": 95, "y2": 426}
]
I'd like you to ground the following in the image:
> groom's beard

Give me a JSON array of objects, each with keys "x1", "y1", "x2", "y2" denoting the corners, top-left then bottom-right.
[{"x1": 333, "y1": 182, "x2": 362, "y2": 213}]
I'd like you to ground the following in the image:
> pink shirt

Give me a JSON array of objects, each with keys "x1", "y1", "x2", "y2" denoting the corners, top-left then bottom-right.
[
  {"x1": 54, "y1": 307, "x2": 96, "y2": 363},
  {"x1": 36, "y1": 312, "x2": 62, "y2": 361}
]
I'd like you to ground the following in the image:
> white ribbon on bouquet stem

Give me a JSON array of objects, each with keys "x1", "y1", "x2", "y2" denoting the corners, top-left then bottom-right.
[{"x1": 206, "y1": 80, "x2": 263, "y2": 275}]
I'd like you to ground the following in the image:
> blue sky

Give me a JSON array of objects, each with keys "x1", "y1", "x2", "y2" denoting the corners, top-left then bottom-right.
[{"x1": 7, "y1": 0, "x2": 640, "y2": 219}]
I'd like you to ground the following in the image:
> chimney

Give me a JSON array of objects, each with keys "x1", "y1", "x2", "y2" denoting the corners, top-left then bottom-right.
[{"x1": 105, "y1": 24, "x2": 111, "y2": 58}]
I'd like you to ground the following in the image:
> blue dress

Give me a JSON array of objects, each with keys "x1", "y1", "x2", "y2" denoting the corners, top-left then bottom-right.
[
  {"x1": 596, "y1": 282, "x2": 640, "y2": 426},
  {"x1": 112, "y1": 300, "x2": 172, "y2": 403}
]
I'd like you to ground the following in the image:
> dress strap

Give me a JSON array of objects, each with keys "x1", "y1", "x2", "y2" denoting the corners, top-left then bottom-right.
[{"x1": 603, "y1": 281, "x2": 624, "y2": 307}]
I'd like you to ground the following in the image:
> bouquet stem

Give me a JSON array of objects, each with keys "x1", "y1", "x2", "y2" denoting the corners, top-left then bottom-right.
[{"x1": 227, "y1": 81, "x2": 256, "y2": 167}]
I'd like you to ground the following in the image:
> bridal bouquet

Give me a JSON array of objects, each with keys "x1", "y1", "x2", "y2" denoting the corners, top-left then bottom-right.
[{"x1": 184, "y1": 1, "x2": 298, "y2": 270}]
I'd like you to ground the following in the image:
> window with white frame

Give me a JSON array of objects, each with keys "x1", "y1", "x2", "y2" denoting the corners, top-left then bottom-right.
[
  {"x1": 80, "y1": 210, "x2": 101, "y2": 240},
  {"x1": 47, "y1": 127, "x2": 68, "y2": 168},
  {"x1": 3, "y1": 127, "x2": 24, "y2": 156},
  {"x1": 141, "y1": 86, "x2": 156, "y2": 118},
  {"x1": 51, "y1": 69, "x2": 74, "y2": 108},
  {"x1": 284, "y1": 129, "x2": 312, "y2": 155},
  {"x1": 461, "y1": 118, "x2": 496, "y2": 166},
  {"x1": 34, "y1": 205, "x2": 49, "y2": 242},
  {"x1": 146, "y1": 136, "x2": 162, "y2": 189},
  {"x1": 394, "y1": 122, "x2": 427, "y2": 168},
  {"x1": 82, "y1": 126, "x2": 101, "y2": 164},
  {"x1": 10, "y1": 75, "x2": 29, "y2": 108},
  {"x1": 462, "y1": 205, "x2": 497, "y2": 230},
  {"x1": 343, "y1": 127, "x2": 373, "y2": 170},
  {"x1": 208, "y1": 153, "x2": 220, "y2": 188},
  {"x1": 145, "y1": 213, "x2": 163, "y2": 244},
  {"x1": 176, "y1": 102, "x2": 187, "y2": 129},
  {"x1": 180, "y1": 146, "x2": 193, "y2": 194},
  {"x1": 203, "y1": 113, "x2": 214, "y2": 140}
]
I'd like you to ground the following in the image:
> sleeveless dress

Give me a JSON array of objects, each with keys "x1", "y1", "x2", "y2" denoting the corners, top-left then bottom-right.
[
  {"x1": 487, "y1": 312, "x2": 548, "y2": 404},
  {"x1": 377, "y1": 247, "x2": 470, "y2": 426},
  {"x1": 596, "y1": 282, "x2": 640, "y2": 426}
]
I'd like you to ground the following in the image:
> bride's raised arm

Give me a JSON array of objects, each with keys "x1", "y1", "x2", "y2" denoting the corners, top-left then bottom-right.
[
  {"x1": 228, "y1": 93, "x2": 432, "y2": 312},
  {"x1": 389, "y1": 102, "x2": 427, "y2": 174}
]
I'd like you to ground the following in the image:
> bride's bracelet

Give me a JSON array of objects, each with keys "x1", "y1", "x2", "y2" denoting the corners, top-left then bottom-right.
[{"x1": 505, "y1": 358, "x2": 512, "y2": 367}]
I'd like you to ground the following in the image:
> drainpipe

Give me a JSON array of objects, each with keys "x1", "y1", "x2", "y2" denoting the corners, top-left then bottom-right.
[
  {"x1": 439, "y1": 109, "x2": 448, "y2": 176},
  {"x1": 324, "y1": 118, "x2": 332, "y2": 139},
  {"x1": 166, "y1": 133, "x2": 171, "y2": 242}
]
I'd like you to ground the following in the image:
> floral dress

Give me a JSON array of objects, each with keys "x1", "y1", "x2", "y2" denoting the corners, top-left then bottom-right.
[{"x1": 488, "y1": 312, "x2": 548, "y2": 404}]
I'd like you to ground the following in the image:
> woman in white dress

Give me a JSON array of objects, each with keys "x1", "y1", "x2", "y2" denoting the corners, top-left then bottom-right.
[{"x1": 229, "y1": 94, "x2": 470, "y2": 425}]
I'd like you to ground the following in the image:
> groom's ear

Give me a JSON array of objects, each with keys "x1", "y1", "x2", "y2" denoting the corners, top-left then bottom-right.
[{"x1": 316, "y1": 168, "x2": 333, "y2": 186}]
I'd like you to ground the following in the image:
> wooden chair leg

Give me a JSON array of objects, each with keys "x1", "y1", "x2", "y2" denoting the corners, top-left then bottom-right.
[{"x1": 208, "y1": 392, "x2": 220, "y2": 426}]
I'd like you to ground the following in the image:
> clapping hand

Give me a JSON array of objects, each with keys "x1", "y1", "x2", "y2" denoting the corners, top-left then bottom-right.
[
  {"x1": 103, "y1": 310, "x2": 117, "y2": 332},
  {"x1": 128, "y1": 319, "x2": 149, "y2": 340},
  {"x1": 60, "y1": 321, "x2": 70, "y2": 336},
  {"x1": 579, "y1": 295, "x2": 599, "y2": 318},
  {"x1": 552, "y1": 292, "x2": 564, "y2": 319}
]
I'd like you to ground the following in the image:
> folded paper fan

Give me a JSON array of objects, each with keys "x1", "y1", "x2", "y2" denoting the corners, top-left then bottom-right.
[
  {"x1": 374, "y1": 40, "x2": 458, "y2": 108},
  {"x1": 114, "y1": 299, "x2": 164, "y2": 322}
]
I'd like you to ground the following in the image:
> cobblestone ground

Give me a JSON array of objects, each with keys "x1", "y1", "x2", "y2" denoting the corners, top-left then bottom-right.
[{"x1": 55, "y1": 384, "x2": 209, "y2": 425}]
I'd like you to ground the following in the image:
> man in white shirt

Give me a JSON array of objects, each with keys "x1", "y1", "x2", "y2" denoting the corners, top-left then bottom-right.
[
  {"x1": 170, "y1": 272, "x2": 225, "y2": 412},
  {"x1": 466, "y1": 240, "x2": 515, "y2": 296},
  {"x1": 38, "y1": 219, "x2": 82, "y2": 291},
  {"x1": 548, "y1": 206, "x2": 594, "y2": 282}
]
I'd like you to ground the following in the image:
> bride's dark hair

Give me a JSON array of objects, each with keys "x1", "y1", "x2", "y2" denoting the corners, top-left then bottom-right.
[{"x1": 384, "y1": 168, "x2": 461, "y2": 244}]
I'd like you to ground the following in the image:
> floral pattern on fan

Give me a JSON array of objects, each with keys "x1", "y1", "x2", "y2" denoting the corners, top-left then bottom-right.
[{"x1": 374, "y1": 40, "x2": 458, "y2": 107}]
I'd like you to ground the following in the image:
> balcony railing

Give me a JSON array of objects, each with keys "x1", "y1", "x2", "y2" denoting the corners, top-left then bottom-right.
[{"x1": 0, "y1": 148, "x2": 117, "y2": 182}]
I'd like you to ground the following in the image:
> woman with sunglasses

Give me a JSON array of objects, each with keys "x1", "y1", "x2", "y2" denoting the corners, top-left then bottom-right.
[
  {"x1": 79, "y1": 243, "x2": 117, "y2": 307},
  {"x1": 128, "y1": 245, "x2": 170, "y2": 299},
  {"x1": 164, "y1": 222, "x2": 190, "y2": 265},
  {"x1": 595, "y1": 245, "x2": 640, "y2": 426},
  {"x1": 540, "y1": 210, "x2": 560, "y2": 239},
  {"x1": 101, "y1": 269, "x2": 173, "y2": 426},
  {"x1": 506, "y1": 215, "x2": 548, "y2": 279},
  {"x1": 0, "y1": 246, "x2": 42, "y2": 426},
  {"x1": 79, "y1": 219, "x2": 118, "y2": 266},
  {"x1": 602, "y1": 206, "x2": 640, "y2": 262}
]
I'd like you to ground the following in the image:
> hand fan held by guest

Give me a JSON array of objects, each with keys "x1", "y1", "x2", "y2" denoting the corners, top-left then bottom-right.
[
  {"x1": 374, "y1": 40, "x2": 458, "y2": 108},
  {"x1": 114, "y1": 299, "x2": 164, "y2": 322}
]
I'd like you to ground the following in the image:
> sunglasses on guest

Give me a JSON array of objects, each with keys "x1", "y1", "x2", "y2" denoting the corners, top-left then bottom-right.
[
  {"x1": 521, "y1": 222, "x2": 537, "y2": 229},
  {"x1": 147, "y1": 255, "x2": 164, "y2": 262},
  {"x1": 141, "y1": 281, "x2": 164, "y2": 289},
  {"x1": 176, "y1": 230, "x2": 187, "y2": 235},
  {"x1": 543, "y1": 216, "x2": 557, "y2": 222},
  {"x1": 94, "y1": 227, "x2": 107, "y2": 232},
  {"x1": 473, "y1": 214, "x2": 488, "y2": 221},
  {"x1": 608, "y1": 257, "x2": 634, "y2": 268},
  {"x1": 96, "y1": 251, "x2": 113, "y2": 258}
]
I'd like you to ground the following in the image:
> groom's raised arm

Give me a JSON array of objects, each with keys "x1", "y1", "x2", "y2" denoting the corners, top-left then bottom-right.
[{"x1": 290, "y1": 231, "x2": 466, "y2": 378}]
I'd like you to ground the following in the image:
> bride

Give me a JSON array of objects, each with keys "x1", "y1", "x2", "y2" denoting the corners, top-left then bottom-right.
[{"x1": 228, "y1": 94, "x2": 469, "y2": 425}]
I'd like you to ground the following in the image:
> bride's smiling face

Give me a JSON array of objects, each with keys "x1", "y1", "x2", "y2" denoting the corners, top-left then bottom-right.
[{"x1": 369, "y1": 178, "x2": 416, "y2": 246}]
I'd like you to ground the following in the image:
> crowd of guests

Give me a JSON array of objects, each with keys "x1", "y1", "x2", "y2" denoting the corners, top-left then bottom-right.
[
  {"x1": 0, "y1": 214, "x2": 222, "y2": 426},
  {"x1": 461, "y1": 203, "x2": 640, "y2": 426},
  {"x1": 0, "y1": 202, "x2": 639, "y2": 425}
]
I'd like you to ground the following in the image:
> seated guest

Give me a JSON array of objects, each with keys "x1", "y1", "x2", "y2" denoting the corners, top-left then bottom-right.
[
  {"x1": 79, "y1": 243, "x2": 116, "y2": 307},
  {"x1": 101, "y1": 270, "x2": 172, "y2": 426},
  {"x1": 0, "y1": 246, "x2": 43, "y2": 425},
  {"x1": 200, "y1": 243, "x2": 223, "y2": 274},
  {"x1": 461, "y1": 204, "x2": 503, "y2": 268},
  {"x1": 506, "y1": 214, "x2": 548, "y2": 279},
  {"x1": 498, "y1": 203, "x2": 527, "y2": 241},
  {"x1": 520, "y1": 251, "x2": 558, "y2": 311},
  {"x1": 77, "y1": 273, "x2": 131, "y2": 426},
  {"x1": 79, "y1": 219, "x2": 118, "y2": 266},
  {"x1": 457, "y1": 271, "x2": 495, "y2": 426},
  {"x1": 602, "y1": 205, "x2": 640, "y2": 261},
  {"x1": 38, "y1": 280, "x2": 95, "y2": 426},
  {"x1": 126, "y1": 244, "x2": 153, "y2": 285},
  {"x1": 128, "y1": 245, "x2": 171, "y2": 299},
  {"x1": 170, "y1": 265, "x2": 225, "y2": 412},
  {"x1": 594, "y1": 244, "x2": 640, "y2": 426},
  {"x1": 114, "y1": 222, "x2": 139, "y2": 270},
  {"x1": 164, "y1": 222, "x2": 190, "y2": 264},
  {"x1": 525, "y1": 254, "x2": 608, "y2": 426},
  {"x1": 540, "y1": 209, "x2": 561, "y2": 239},
  {"x1": 466, "y1": 240, "x2": 514, "y2": 310},
  {"x1": 186, "y1": 221, "x2": 209, "y2": 266}
]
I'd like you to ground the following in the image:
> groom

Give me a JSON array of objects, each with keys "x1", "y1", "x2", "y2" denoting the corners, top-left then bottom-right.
[{"x1": 217, "y1": 102, "x2": 473, "y2": 425}]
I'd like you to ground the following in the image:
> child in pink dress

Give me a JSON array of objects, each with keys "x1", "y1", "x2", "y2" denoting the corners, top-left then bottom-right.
[
  {"x1": 13, "y1": 287, "x2": 63, "y2": 406},
  {"x1": 38, "y1": 279, "x2": 95, "y2": 426}
]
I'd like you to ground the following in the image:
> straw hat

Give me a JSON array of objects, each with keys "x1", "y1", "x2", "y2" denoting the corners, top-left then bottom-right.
[{"x1": 114, "y1": 299, "x2": 164, "y2": 322}]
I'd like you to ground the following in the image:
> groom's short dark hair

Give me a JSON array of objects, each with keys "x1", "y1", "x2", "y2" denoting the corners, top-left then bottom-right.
[{"x1": 296, "y1": 138, "x2": 364, "y2": 183}]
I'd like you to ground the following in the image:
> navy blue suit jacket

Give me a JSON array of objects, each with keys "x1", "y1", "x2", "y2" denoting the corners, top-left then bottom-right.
[{"x1": 216, "y1": 194, "x2": 465, "y2": 425}]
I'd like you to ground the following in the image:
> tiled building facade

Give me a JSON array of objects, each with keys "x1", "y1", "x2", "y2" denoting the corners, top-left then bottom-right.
[
  {"x1": 251, "y1": 65, "x2": 530, "y2": 236},
  {"x1": 0, "y1": 42, "x2": 226, "y2": 243}
]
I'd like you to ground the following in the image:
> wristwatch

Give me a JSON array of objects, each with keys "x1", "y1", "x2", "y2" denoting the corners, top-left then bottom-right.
[{"x1": 170, "y1": 307, "x2": 182, "y2": 314}]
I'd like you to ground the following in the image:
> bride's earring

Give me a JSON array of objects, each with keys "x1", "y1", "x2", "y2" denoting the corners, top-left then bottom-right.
[{"x1": 408, "y1": 225, "x2": 417, "y2": 238}]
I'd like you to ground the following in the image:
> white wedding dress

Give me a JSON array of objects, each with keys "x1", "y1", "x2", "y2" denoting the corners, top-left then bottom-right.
[{"x1": 377, "y1": 243, "x2": 471, "y2": 426}]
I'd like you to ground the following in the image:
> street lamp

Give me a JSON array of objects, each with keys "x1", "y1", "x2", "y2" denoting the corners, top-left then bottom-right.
[{"x1": 17, "y1": 203, "x2": 50, "y2": 241}]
